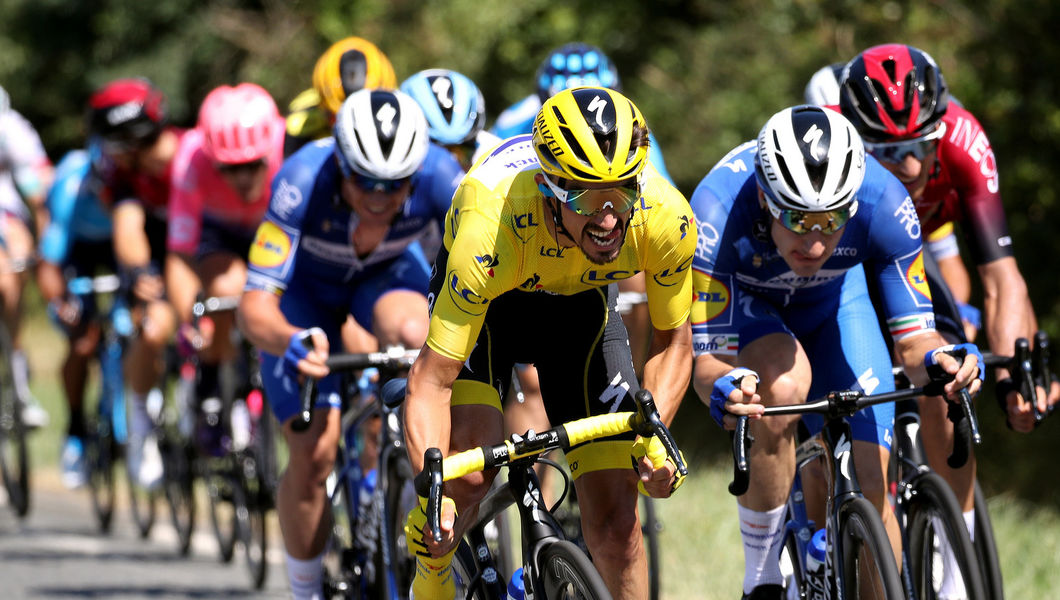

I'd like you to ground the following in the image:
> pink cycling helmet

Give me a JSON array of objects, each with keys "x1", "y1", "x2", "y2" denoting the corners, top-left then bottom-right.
[{"x1": 198, "y1": 83, "x2": 283, "y2": 164}]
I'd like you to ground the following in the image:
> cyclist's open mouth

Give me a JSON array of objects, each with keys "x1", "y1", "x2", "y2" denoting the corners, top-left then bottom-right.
[{"x1": 585, "y1": 224, "x2": 623, "y2": 251}]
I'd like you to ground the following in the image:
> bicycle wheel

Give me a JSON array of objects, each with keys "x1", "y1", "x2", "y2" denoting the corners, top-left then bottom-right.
[
  {"x1": 322, "y1": 463, "x2": 360, "y2": 597},
  {"x1": 535, "y1": 539, "x2": 612, "y2": 600},
  {"x1": 973, "y1": 481, "x2": 1004, "y2": 599},
  {"x1": 85, "y1": 422, "x2": 116, "y2": 533},
  {"x1": 379, "y1": 450, "x2": 416, "y2": 597},
  {"x1": 904, "y1": 471, "x2": 986, "y2": 600},
  {"x1": 838, "y1": 497, "x2": 904, "y2": 600},
  {"x1": 237, "y1": 449, "x2": 269, "y2": 590},
  {"x1": 778, "y1": 529, "x2": 806, "y2": 599},
  {"x1": 126, "y1": 460, "x2": 158, "y2": 539},
  {"x1": 0, "y1": 371, "x2": 29, "y2": 518},
  {"x1": 204, "y1": 460, "x2": 239, "y2": 562},
  {"x1": 160, "y1": 433, "x2": 196, "y2": 556}
]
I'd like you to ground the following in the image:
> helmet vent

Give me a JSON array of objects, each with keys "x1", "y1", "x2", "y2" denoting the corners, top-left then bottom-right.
[{"x1": 562, "y1": 127, "x2": 591, "y2": 166}]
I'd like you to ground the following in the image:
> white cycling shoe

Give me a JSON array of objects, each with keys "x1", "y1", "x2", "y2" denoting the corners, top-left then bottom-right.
[{"x1": 126, "y1": 432, "x2": 163, "y2": 491}]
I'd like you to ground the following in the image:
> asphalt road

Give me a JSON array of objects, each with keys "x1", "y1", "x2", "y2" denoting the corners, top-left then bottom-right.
[{"x1": 0, "y1": 470, "x2": 289, "y2": 599}]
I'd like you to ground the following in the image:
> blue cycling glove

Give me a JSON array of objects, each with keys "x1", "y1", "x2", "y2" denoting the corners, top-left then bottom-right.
[
  {"x1": 709, "y1": 367, "x2": 759, "y2": 427},
  {"x1": 957, "y1": 303, "x2": 982, "y2": 331},
  {"x1": 283, "y1": 327, "x2": 325, "y2": 380},
  {"x1": 924, "y1": 343, "x2": 985, "y2": 383}
]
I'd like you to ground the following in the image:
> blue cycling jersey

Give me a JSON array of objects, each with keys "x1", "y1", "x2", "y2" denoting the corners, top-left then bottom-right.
[
  {"x1": 490, "y1": 93, "x2": 675, "y2": 185},
  {"x1": 245, "y1": 138, "x2": 462, "y2": 307},
  {"x1": 40, "y1": 150, "x2": 113, "y2": 265},
  {"x1": 690, "y1": 142, "x2": 936, "y2": 449}
]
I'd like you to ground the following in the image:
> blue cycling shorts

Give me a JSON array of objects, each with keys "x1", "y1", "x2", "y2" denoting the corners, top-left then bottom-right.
[
  {"x1": 260, "y1": 241, "x2": 431, "y2": 424},
  {"x1": 734, "y1": 265, "x2": 895, "y2": 450}
]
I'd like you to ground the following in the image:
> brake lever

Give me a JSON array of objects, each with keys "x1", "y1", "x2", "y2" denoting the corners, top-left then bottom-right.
[{"x1": 728, "y1": 415, "x2": 752, "y2": 496}]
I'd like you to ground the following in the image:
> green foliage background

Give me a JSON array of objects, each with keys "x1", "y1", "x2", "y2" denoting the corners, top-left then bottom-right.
[{"x1": 3, "y1": 0, "x2": 1059, "y2": 504}]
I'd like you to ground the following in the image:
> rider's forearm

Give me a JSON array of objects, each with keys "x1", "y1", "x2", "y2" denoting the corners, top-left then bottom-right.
[
  {"x1": 112, "y1": 203, "x2": 153, "y2": 268},
  {"x1": 895, "y1": 331, "x2": 947, "y2": 387},
  {"x1": 641, "y1": 319, "x2": 692, "y2": 425},
  {"x1": 36, "y1": 261, "x2": 66, "y2": 302},
  {"x1": 692, "y1": 352, "x2": 738, "y2": 406},
  {"x1": 164, "y1": 253, "x2": 199, "y2": 324},
  {"x1": 237, "y1": 289, "x2": 301, "y2": 357},
  {"x1": 404, "y1": 347, "x2": 463, "y2": 474},
  {"x1": 979, "y1": 258, "x2": 1036, "y2": 380}
]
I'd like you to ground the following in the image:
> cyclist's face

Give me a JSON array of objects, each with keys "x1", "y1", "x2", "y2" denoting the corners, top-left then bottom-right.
[
  {"x1": 770, "y1": 215, "x2": 844, "y2": 277},
  {"x1": 217, "y1": 159, "x2": 268, "y2": 203},
  {"x1": 877, "y1": 149, "x2": 935, "y2": 202},
  {"x1": 539, "y1": 174, "x2": 632, "y2": 265},
  {"x1": 340, "y1": 176, "x2": 411, "y2": 225}
]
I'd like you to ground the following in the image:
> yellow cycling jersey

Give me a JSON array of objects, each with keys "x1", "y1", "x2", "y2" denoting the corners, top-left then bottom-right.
[
  {"x1": 428, "y1": 135, "x2": 696, "y2": 362},
  {"x1": 284, "y1": 88, "x2": 332, "y2": 141}
]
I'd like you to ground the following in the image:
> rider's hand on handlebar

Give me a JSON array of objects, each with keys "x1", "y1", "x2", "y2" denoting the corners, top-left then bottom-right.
[
  {"x1": 999, "y1": 378, "x2": 1057, "y2": 433},
  {"x1": 631, "y1": 435, "x2": 685, "y2": 498},
  {"x1": 283, "y1": 327, "x2": 330, "y2": 380},
  {"x1": 709, "y1": 367, "x2": 762, "y2": 430},
  {"x1": 405, "y1": 495, "x2": 458, "y2": 558},
  {"x1": 131, "y1": 271, "x2": 165, "y2": 303},
  {"x1": 924, "y1": 343, "x2": 984, "y2": 399}
]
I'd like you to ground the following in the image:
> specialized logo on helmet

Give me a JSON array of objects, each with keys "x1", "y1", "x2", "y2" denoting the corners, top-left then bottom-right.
[
  {"x1": 587, "y1": 95, "x2": 609, "y2": 129},
  {"x1": 803, "y1": 124, "x2": 826, "y2": 161},
  {"x1": 475, "y1": 253, "x2": 499, "y2": 277},
  {"x1": 375, "y1": 101, "x2": 397, "y2": 138},
  {"x1": 534, "y1": 113, "x2": 563, "y2": 157},
  {"x1": 430, "y1": 76, "x2": 454, "y2": 109}
]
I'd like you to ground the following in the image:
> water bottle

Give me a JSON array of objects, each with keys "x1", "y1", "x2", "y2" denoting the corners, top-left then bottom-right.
[
  {"x1": 506, "y1": 567, "x2": 525, "y2": 600},
  {"x1": 230, "y1": 398, "x2": 251, "y2": 451},
  {"x1": 804, "y1": 528, "x2": 828, "y2": 600}
]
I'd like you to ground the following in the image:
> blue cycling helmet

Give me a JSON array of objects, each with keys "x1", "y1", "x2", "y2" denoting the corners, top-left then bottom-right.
[
  {"x1": 400, "y1": 69, "x2": 486, "y2": 146},
  {"x1": 535, "y1": 43, "x2": 620, "y2": 102}
]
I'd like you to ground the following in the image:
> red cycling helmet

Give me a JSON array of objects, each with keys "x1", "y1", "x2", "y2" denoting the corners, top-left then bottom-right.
[
  {"x1": 87, "y1": 78, "x2": 168, "y2": 150},
  {"x1": 838, "y1": 44, "x2": 949, "y2": 142},
  {"x1": 198, "y1": 83, "x2": 283, "y2": 164}
]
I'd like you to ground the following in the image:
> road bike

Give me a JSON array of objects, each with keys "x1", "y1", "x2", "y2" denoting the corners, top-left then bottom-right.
[
  {"x1": 407, "y1": 383, "x2": 687, "y2": 600},
  {"x1": 0, "y1": 318, "x2": 28, "y2": 519},
  {"x1": 728, "y1": 378, "x2": 980, "y2": 600},
  {"x1": 297, "y1": 347, "x2": 420, "y2": 599}
]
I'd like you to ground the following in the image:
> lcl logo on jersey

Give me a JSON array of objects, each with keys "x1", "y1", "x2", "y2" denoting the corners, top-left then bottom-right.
[
  {"x1": 581, "y1": 269, "x2": 637, "y2": 285},
  {"x1": 513, "y1": 212, "x2": 539, "y2": 229},
  {"x1": 249, "y1": 221, "x2": 292, "y2": 269},
  {"x1": 692, "y1": 273, "x2": 733, "y2": 326},
  {"x1": 905, "y1": 251, "x2": 933, "y2": 305},
  {"x1": 447, "y1": 271, "x2": 488, "y2": 316},
  {"x1": 652, "y1": 255, "x2": 692, "y2": 287}
]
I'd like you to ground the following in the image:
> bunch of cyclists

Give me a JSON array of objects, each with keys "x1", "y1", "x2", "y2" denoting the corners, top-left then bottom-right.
[{"x1": 2, "y1": 35, "x2": 1056, "y2": 600}]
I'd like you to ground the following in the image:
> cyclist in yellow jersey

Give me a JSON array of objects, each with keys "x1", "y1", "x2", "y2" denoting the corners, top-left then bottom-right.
[{"x1": 403, "y1": 87, "x2": 694, "y2": 600}]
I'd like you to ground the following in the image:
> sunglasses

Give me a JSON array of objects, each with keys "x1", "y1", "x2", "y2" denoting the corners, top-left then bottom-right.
[
  {"x1": 538, "y1": 175, "x2": 640, "y2": 217},
  {"x1": 351, "y1": 172, "x2": 411, "y2": 193},
  {"x1": 764, "y1": 195, "x2": 856, "y2": 235},
  {"x1": 217, "y1": 159, "x2": 267, "y2": 176},
  {"x1": 864, "y1": 125, "x2": 944, "y2": 164}
]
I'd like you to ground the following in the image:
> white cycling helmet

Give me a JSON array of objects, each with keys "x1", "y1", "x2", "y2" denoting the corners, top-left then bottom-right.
[
  {"x1": 333, "y1": 88, "x2": 429, "y2": 180},
  {"x1": 754, "y1": 105, "x2": 865, "y2": 213},
  {"x1": 0, "y1": 85, "x2": 10, "y2": 116},
  {"x1": 804, "y1": 63, "x2": 845, "y2": 106}
]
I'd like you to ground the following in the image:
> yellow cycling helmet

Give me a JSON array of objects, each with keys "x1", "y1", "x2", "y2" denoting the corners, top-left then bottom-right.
[
  {"x1": 312, "y1": 36, "x2": 397, "y2": 115},
  {"x1": 532, "y1": 86, "x2": 649, "y2": 184}
]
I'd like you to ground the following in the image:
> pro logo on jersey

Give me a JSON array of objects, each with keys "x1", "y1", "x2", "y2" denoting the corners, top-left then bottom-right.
[{"x1": 249, "y1": 221, "x2": 292, "y2": 269}]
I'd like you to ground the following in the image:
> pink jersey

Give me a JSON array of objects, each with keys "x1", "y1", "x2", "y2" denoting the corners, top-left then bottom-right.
[{"x1": 167, "y1": 125, "x2": 283, "y2": 254}]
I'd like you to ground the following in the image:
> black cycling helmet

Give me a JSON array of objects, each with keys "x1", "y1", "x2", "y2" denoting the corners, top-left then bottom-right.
[
  {"x1": 87, "y1": 78, "x2": 168, "y2": 151},
  {"x1": 839, "y1": 44, "x2": 949, "y2": 142}
]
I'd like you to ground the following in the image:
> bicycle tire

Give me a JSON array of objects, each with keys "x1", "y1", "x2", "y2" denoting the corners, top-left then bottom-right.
[
  {"x1": 838, "y1": 496, "x2": 904, "y2": 600},
  {"x1": 85, "y1": 423, "x2": 116, "y2": 533},
  {"x1": 972, "y1": 481, "x2": 1004, "y2": 599},
  {"x1": 536, "y1": 539, "x2": 612, "y2": 600},
  {"x1": 161, "y1": 434, "x2": 196, "y2": 556},
  {"x1": 904, "y1": 471, "x2": 987, "y2": 600},
  {"x1": 379, "y1": 450, "x2": 416, "y2": 598},
  {"x1": 322, "y1": 460, "x2": 361, "y2": 597},
  {"x1": 205, "y1": 462, "x2": 239, "y2": 562},
  {"x1": 778, "y1": 528, "x2": 806, "y2": 598},
  {"x1": 0, "y1": 375, "x2": 29, "y2": 518},
  {"x1": 126, "y1": 462, "x2": 158, "y2": 539},
  {"x1": 238, "y1": 449, "x2": 270, "y2": 590}
]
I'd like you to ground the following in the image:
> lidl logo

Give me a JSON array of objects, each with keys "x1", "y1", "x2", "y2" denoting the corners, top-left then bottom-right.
[
  {"x1": 249, "y1": 221, "x2": 291, "y2": 269},
  {"x1": 905, "y1": 251, "x2": 932, "y2": 302},
  {"x1": 694, "y1": 274, "x2": 731, "y2": 323}
]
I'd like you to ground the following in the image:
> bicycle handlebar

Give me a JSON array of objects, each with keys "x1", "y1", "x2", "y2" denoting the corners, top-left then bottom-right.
[
  {"x1": 292, "y1": 347, "x2": 419, "y2": 432},
  {"x1": 416, "y1": 388, "x2": 686, "y2": 543},
  {"x1": 727, "y1": 381, "x2": 977, "y2": 497},
  {"x1": 980, "y1": 332, "x2": 1054, "y2": 425}
]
